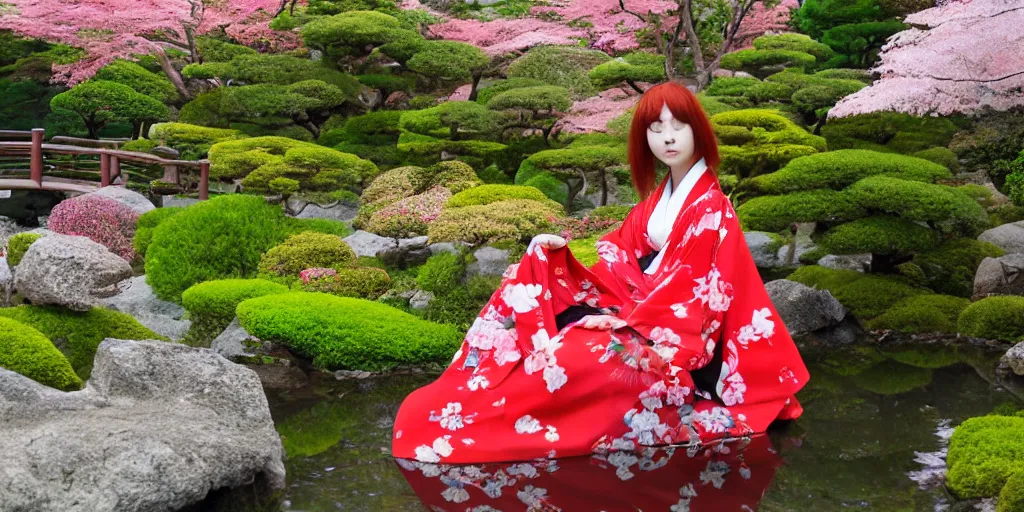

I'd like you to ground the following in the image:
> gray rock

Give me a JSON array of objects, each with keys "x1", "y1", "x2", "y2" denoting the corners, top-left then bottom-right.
[
  {"x1": 776, "y1": 222, "x2": 818, "y2": 265},
  {"x1": 291, "y1": 200, "x2": 359, "y2": 223},
  {"x1": 398, "y1": 235, "x2": 430, "y2": 251},
  {"x1": 100, "y1": 276, "x2": 190, "y2": 341},
  {"x1": 211, "y1": 318, "x2": 256, "y2": 361},
  {"x1": 765, "y1": 279, "x2": 847, "y2": 335},
  {"x1": 973, "y1": 253, "x2": 1024, "y2": 299},
  {"x1": 744, "y1": 232, "x2": 780, "y2": 268},
  {"x1": 0, "y1": 215, "x2": 25, "y2": 249},
  {"x1": 0, "y1": 339, "x2": 285, "y2": 512},
  {"x1": 817, "y1": 253, "x2": 871, "y2": 273},
  {"x1": 1002, "y1": 341, "x2": 1024, "y2": 376},
  {"x1": 160, "y1": 195, "x2": 200, "y2": 208},
  {"x1": 343, "y1": 230, "x2": 398, "y2": 258},
  {"x1": 150, "y1": 146, "x2": 180, "y2": 159},
  {"x1": 409, "y1": 290, "x2": 434, "y2": 310},
  {"x1": 85, "y1": 186, "x2": 156, "y2": 214},
  {"x1": 979, "y1": 221, "x2": 1024, "y2": 254},
  {"x1": 0, "y1": 256, "x2": 12, "y2": 306},
  {"x1": 248, "y1": 363, "x2": 308, "y2": 390},
  {"x1": 468, "y1": 246, "x2": 512, "y2": 277},
  {"x1": 14, "y1": 234, "x2": 133, "y2": 311},
  {"x1": 430, "y1": 242, "x2": 470, "y2": 255}
]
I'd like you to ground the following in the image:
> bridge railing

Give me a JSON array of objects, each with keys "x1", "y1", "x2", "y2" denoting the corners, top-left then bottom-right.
[{"x1": 0, "y1": 128, "x2": 211, "y2": 199}]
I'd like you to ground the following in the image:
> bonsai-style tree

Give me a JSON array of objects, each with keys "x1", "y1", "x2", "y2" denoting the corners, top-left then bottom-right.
[
  {"x1": 49, "y1": 80, "x2": 169, "y2": 138},
  {"x1": 588, "y1": 52, "x2": 667, "y2": 94},
  {"x1": 486, "y1": 85, "x2": 572, "y2": 144},
  {"x1": 521, "y1": 145, "x2": 625, "y2": 208},
  {"x1": 398, "y1": 101, "x2": 506, "y2": 166}
]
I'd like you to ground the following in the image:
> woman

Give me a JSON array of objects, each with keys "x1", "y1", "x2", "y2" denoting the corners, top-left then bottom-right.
[{"x1": 392, "y1": 81, "x2": 809, "y2": 464}]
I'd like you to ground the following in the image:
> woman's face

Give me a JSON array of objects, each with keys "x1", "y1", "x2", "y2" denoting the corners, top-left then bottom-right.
[{"x1": 646, "y1": 102, "x2": 695, "y2": 168}]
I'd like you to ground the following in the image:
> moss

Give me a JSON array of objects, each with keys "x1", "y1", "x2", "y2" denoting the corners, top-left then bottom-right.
[
  {"x1": 417, "y1": 252, "x2": 467, "y2": 296},
  {"x1": 445, "y1": 184, "x2": 557, "y2": 209},
  {"x1": 845, "y1": 175, "x2": 987, "y2": 235},
  {"x1": 849, "y1": 360, "x2": 933, "y2": 395},
  {"x1": 817, "y1": 216, "x2": 942, "y2": 257},
  {"x1": 947, "y1": 415, "x2": 1024, "y2": 500},
  {"x1": 505, "y1": 45, "x2": 610, "y2": 99},
  {"x1": 0, "y1": 316, "x2": 83, "y2": 391},
  {"x1": 743, "y1": 149, "x2": 953, "y2": 195},
  {"x1": 236, "y1": 292, "x2": 463, "y2": 371},
  {"x1": 867, "y1": 294, "x2": 970, "y2": 335},
  {"x1": 911, "y1": 238, "x2": 1004, "y2": 298},
  {"x1": 957, "y1": 296, "x2": 1024, "y2": 342},
  {"x1": 148, "y1": 122, "x2": 247, "y2": 160},
  {"x1": 257, "y1": 232, "x2": 356, "y2": 280},
  {"x1": 998, "y1": 471, "x2": 1024, "y2": 512},
  {"x1": 6, "y1": 232, "x2": 41, "y2": 266},
  {"x1": 735, "y1": 189, "x2": 864, "y2": 232},
  {"x1": 567, "y1": 234, "x2": 600, "y2": 267},
  {"x1": 181, "y1": 279, "x2": 290, "y2": 345},
  {"x1": 133, "y1": 207, "x2": 185, "y2": 259},
  {"x1": 300, "y1": 267, "x2": 392, "y2": 299},
  {"x1": 427, "y1": 199, "x2": 562, "y2": 246},
  {"x1": 786, "y1": 265, "x2": 927, "y2": 321},
  {"x1": 0, "y1": 305, "x2": 165, "y2": 380}
]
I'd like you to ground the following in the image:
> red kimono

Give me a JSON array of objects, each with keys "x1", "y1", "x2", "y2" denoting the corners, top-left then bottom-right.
[{"x1": 392, "y1": 169, "x2": 809, "y2": 464}]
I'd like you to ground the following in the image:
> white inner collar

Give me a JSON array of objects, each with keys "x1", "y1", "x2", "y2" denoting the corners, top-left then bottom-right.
[{"x1": 644, "y1": 156, "x2": 708, "y2": 274}]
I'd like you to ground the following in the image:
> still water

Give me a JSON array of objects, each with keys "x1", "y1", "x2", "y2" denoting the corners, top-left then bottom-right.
[{"x1": 266, "y1": 342, "x2": 1017, "y2": 511}]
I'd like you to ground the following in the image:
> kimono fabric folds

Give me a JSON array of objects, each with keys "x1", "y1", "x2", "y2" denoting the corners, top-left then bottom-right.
[{"x1": 392, "y1": 168, "x2": 809, "y2": 464}]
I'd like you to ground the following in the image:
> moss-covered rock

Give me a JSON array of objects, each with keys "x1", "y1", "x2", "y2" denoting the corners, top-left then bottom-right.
[
  {"x1": 0, "y1": 305, "x2": 164, "y2": 380},
  {"x1": 947, "y1": 415, "x2": 1024, "y2": 501},
  {"x1": 867, "y1": 294, "x2": 970, "y2": 335},
  {"x1": 0, "y1": 316, "x2": 83, "y2": 391},
  {"x1": 236, "y1": 292, "x2": 463, "y2": 371},
  {"x1": 957, "y1": 296, "x2": 1024, "y2": 342},
  {"x1": 786, "y1": 265, "x2": 927, "y2": 321}
]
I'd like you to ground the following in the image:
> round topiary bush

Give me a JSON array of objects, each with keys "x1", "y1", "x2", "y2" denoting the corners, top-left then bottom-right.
[
  {"x1": 181, "y1": 278, "x2": 290, "y2": 344},
  {"x1": 947, "y1": 415, "x2": 1024, "y2": 502},
  {"x1": 48, "y1": 194, "x2": 140, "y2": 261},
  {"x1": 0, "y1": 317, "x2": 83, "y2": 391},
  {"x1": 257, "y1": 232, "x2": 356, "y2": 280},
  {"x1": 867, "y1": 294, "x2": 970, "y2": 335},
  {"x1": 299, "y1": 267, "x2": 392, "y2": 299},
  {"x1": 957, "y1": 296, "x2": 1024, "y2": 342},
  {"x1": 145, "y1": 194, "x2": 297, "y2": 303},
  {"x1": 428, "y1": 199, "x2": 563, "y2": 245},
  {"x1": 236, "y1": 292, "x2": 464, "y2": 371},
  {"x1": 366, "y1": 185, "x2": 451, "y2": 238},
  {"x1": 445, "y1": 184, "x2": 555, "y2": 209},
  {"x1": 133, "y1": 206, "x2": 185, "y2": 259}
]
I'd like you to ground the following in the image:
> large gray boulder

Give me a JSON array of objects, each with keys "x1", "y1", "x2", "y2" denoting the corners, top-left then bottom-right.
[
  {"x1": 85, "y1": 186, "x2": 156, "y2": 214},
  {"x1": 13, "y1": 234, "x2": 133, "y2": 311},
  {"x1": 973, "y1": 253, "x2": 1024, "y2": 300},
  {"x1": 467, "y1": 246, "x2": 512, "y2": 277},
  {"x1": 99, "y1": 276, "x2": 190, "y2": 341},
  {"x1": 765, "y1": 279, "x2": 847, "y2": 335},
  {"x1": 1002, "y1": 341, "x2": 1024, "y2": 376},
  {"x1": 979, "y1": 220, "x2": 1024, "y2": 254},
  {"x1": 0, "y1": 338, "x2": 285, "y2": 512},
  {"x1": 343, "y1": 230, "x2": 397, "y2": 257},
  {"x1": 744, "y1": 232, "x2": 780, "y2": 268}
]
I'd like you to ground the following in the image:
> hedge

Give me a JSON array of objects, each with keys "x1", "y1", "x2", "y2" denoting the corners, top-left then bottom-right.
[{"x1": 0, "y1": 316, "x2": 83, "y2": 391}]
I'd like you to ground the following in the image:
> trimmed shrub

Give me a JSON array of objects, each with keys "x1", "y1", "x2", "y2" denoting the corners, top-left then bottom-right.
[
  {"x1": 957, "y1": 296, "x2": 1024, "y2": 342},
  {"x1": 817, "y1": 216, "x2": 942, "y2": 257},
  {"x1": 0, "y1": 316, "x2": 82, "y2": 391},
  {"x1": 736, "y1": 189, "x2": 865, "y2": 232},
  {"x1": 7, "y1": 232, "x2": 40, "y2": 266},
  {"x1": 426, "y1": 160, "x2": 482, "y2": 194},
  {"x1": 417, "y1": 252, "x2": 467, "y2": 296},
  {"x1": 145, "y1": 195, "x2": 298, "y2": 302},
  {"x1": 133, "y1": 207, "x2": 185, "y2": 259},
  {"x1": 48, "y1": 194, "x2": 140, "y2": 262},
  {"x1": 867, "y1": 294, "x2": 970, "y2": 334},
  {"x1": 476, "y1": 78, "x2": 548, "y2": 105},
  {"x1": 0, "y1": 305, "x2": 164, "y2": 380},
  {"x1": 94, "y1": 59, "x2": 179, "y2": 103},
  {"x1": 506, "y1": 45, "x2": 610, "y2": 99},
  {"x1": 148, "y1": 122, "x2": 247, "y2": 160},
  {"x1": 845, "y1": 176, "x2": 987, "y2": 235},
  {"x1": 445, "y1": 184, "x2": 555, "y2": 209},
  {"x1": 744, "y1": 149, "x2": 954, "y2": 195},
  {"x1": 236, "y1": 292, "x2": 464, "y2": 371},
  {"x1": 366, "y1": 185, "x2": 451, "y2": 238},
  {"x1": 181, "y1": 279, "x2": 290, "y2": 343},
  {"x1": 359, "y1": 165, "x2": 426, "y2": 206},
  {"x1": 786, "y1": 265, "x2": 927, "y2": 320},
  {"x1": 257, "y1": 232, "x2": 356, "y2": 279},
  {"x1": 300, "y1": 266, "x2": 392, "y2": 299},
  {"x1": 588, "y1": 52, "x2": 666, "y2": 89},
  {"x1": 947, "y1": 415, "x2": 1024, "y2": 501},
  {"x1": 428, "y1": 199, "x2": 563, "y2": 245}
]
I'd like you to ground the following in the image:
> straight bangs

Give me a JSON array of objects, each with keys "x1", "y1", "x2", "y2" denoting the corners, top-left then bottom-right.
[{"x1": 627, "y1": 81, "x2": 720, "y2": 201}]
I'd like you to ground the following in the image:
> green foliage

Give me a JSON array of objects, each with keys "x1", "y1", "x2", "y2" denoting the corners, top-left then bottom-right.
[
  {"x1": 319, "y1": 110, "x2": 403, "y2": 146},
  {"x1": 947, "y1": 415, "x2": 1024, "y2": 501},
  {"x1": 0, "y1": 317, "x2": 82, "y2": 391},
  {"x1": 0, "y1": 305, "x2": 164, "y2": 381},
  {"x1": 820, "y1": 20, "x2": 906, "y2": 68},
  {"x1": 949, "y1": 111, "x2": 1024, "y2": 179},
  {"x1": 195, "y1": 36, "x2": 258, "y2": 62},
  {"x1": 407, "y1": 40, "x2": 489, "y2": 81},
  {"x1": 182, "y1": 54, "x2": 362, "y2": 94},
  {"x1": 93, "y1": 59, "x2": 178, "y2": 103},
  {"x1": 567, "y1": 234, "x2": 600, "y2": 267},
  {"x1": 849, "y1": 360, "x2": 932, "y2": 395},
  {"x1": 736, "y1": 189, "x2": 864, "y2": 232},
  {"x1": 790, "y1": 0, "x2": 885, "y2": 41},
  {"x1": 588, "y1": 52, "x2": 666, "y2": 88},
  {"x1": 911, "y1": 238, "x2": 1004, "y2": 298},
  {"x1": 719, "y1": 49, "x2": 818, "y2": 78},
  {"x1": 753, "y1": 33, "x2": 835, "y2": 62},
  {"x1": 6, "y1": 232, "x2": 40, "y2": 266},
  {"x1": 821, "y1": 111, "x2": 960, "y2": 154},
  {"x1": 121, "y1": 138, "x2": 157, "y2": 153},
  {"x1": 301, "y1": 267, "x2": 392, "y2": 299},
  {"x1": 445, "y1": 184, "x2": 555, "y2": 209},
  {"x1": 428, "y1": 160, "x2": 482, "y2": 194},
  {"x1": 148, "y1": 122, "x2": 247, "y2": 160},
  {"x1": 301, "y1": 10, "x2": 412, "y2": 60},
  {"x1": 957, "y1": 296, "x2": 1024, "y2": 342},
  {"x1": 912, "y1": 146, "x2": 960, "y2": 172},
  {"x1": 743, "y1": 149, "x2": 953, "y2": 194},
  {"x1": 486, "y1": 85, "x2": 572, "y2": 113},
  {"x1": 867, "y1": 294, "x2": 970, "y2": 334},
  {"x1": 400, "y1": 101, "x2": 499, "y2": 139},
  {"x1": 428, "y1": 199, "x2": 562, "y2": 245},
  {"x1": 145, "y1": 195, "x2": 301, "y2": 302},
  {"x1": 506, "y1": 45, "x2": 611, "y2": 99},
  {"x1": 133, "y1": 207, "x2": 185, "y2": 259},
  {"x1": 236, "y1": 292, "x2": 463, "y2": 371},
  {"x1": 50, "y1": 80, "x2": 169, "y2": 138},
  {"x1": 844, "y1": 176, "x2": 988, "y2": 235},
  {"x1": 417, "y1": 252, "x2": 466, "y2": 296},
  {"x1": 257, "y1": 232, "x2": 356, "y2": 279},
  {"x1": 181, "y1": 279, "x2": 290, "y2": 341},
  {"x1": 476, "y1": 78, "x2": 548, "y2": 105},
  {"x1": 711, "y1": 109, "x2": 827, "y2": 177},
  {"x1": 786, "y1": 265, "x2": 927, "y2": 320},
  {"x1": 818, "y1": 215, "x2": 941, "y2": 256}
]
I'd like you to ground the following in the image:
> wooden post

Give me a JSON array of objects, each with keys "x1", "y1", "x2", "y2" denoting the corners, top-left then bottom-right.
[
  {"x1": 30, "y1": 128, "x2": 44, "y2": 186},
  {"x1": 199, "y1": 161, "x2": 210, "y2": 200},
  {"x1": 100, "y1": 153, "x2": 111, "y2": 186},
  {"x1": 110, "y1": 155, "x2": 120, "y2": 183}
]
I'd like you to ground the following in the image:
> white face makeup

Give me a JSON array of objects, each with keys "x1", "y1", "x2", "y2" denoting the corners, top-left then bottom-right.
[{"x1": 646, "y1": 102, "x2": 696, "y2": 170}]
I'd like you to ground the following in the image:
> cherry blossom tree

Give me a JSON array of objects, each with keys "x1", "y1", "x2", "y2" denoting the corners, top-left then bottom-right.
[
  {"x1": 0, "y1": 0, "x2": 296, "y2": 97},
  {"x1": 829, "y1": 0, "x2": 1024, "y2": 119},
  {"x1": 728, "y1": 0, "x2": 800, "y2": 51}
]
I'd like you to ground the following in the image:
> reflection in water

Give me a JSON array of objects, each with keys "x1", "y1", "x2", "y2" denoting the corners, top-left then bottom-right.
[{"x1": 396, "y1": 435, "x2": 781, "y2": 511}]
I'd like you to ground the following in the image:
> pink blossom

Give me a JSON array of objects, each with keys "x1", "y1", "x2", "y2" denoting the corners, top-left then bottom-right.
[
  {"x1": 48, "y1": 193, "x2": 140, "y2": 261},
  {"x1": 553, "y1": 86, "x2": 642, "y2": 135},
  {"x1": 829, "y1": 0, "x2": 1024, "y2": 118},
  {"x1": 300, "y1": 267, "x2": 339, "y2": 285},
  {"x1": 727, "y1": 0, "x2": 799, "y2": 51}
]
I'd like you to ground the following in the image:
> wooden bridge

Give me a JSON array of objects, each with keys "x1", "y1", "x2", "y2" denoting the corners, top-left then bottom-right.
[{"x1": 0, "y1": 129, "x2": 211, "y2": 199}]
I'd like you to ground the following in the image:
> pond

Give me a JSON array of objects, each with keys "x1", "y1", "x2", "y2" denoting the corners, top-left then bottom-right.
[{"x1": 265, "y1": 340, "x2": 1018, "y2": 511}]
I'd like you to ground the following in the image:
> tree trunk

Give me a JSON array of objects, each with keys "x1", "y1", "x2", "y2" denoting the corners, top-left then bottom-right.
[
  {"x1": 625, "y1": 79, "x2": 645, "y2": 94},
  {"x1": 155, "y1": 48, "x2": 192, "y2": 102},
  {"x1": 468, "y1": 72, "x2": 483, "y2": 102}
]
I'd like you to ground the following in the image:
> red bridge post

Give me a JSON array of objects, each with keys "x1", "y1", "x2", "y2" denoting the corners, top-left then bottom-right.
[
  {"x1": 30, "y1": 128, "x2": 44, "y2": 186},
  {"x1": 100, "y1": 153, "x2": 111, "y2": 186},
  {"x1": 199, "y1": 161, "x2": 210, "y2": 200}
]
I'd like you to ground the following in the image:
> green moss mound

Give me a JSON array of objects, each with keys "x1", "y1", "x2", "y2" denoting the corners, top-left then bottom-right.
[
  {"x1": 133, "y1": 207, "x2": 185, "y2": 259},
  {"x1": 0, "y1": 305, "x2": 164, "y2": 380},
  {"x1": 785, "y1": 265, "x2": 927, "y2": 321},
  {"x1": 947, "y1": 415, "x2": 1024, "y2": 501},
  {"x1": 236, "y1": 292, "x2": 463, "y2": 371},
  {"x1": 867, "y1": 294, "x2": 970, "y2": 335},
  {"x1": 257, "y1": 232, "x2": 356, "y2": 280},
  {"x1": 6, "y1": 232, "x2": 41, "y2": 266},
  {"x1": 0, "y1": 316, "x2": 82, "y2": 391},
  {"x1": 744, "y1": 149, "x2": 953, "y2": 195},
  {"x1": 957, "y1": 296, "x2": 1024, "y2": 342},
  {"x1": 181, "y1": 279, "x2": 290, "y2": 343},
  {"x1": 445, "y1": 184, "x2": 557, "y2": 209}
]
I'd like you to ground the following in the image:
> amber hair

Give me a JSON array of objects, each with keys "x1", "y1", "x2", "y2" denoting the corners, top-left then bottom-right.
[{"x1": 627, "y1": 81, "x2": 720, "y2": 201}]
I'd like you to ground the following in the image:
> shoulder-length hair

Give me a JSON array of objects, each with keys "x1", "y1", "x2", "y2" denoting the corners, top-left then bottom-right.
[{"x1": 627, "y1": 81, "x2": 720, "y2": 201}]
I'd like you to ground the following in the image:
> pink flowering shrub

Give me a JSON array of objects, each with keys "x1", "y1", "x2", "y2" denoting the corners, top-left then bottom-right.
[
  {"x1": 48, "y1": 194, "x2": 140, "y2": 261},
  {"x1": 552, "y1": 215, "x2": 623, "y2": 242},
  {"x1": 299, "y1": 267, "x2": 338, "y2": 284},
  {"x1": 299, "y1": 266, "x2": 391, "y2": 300},
  {"x1": 367, "y1": 185, "x2": 452, "y2": 238}
]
